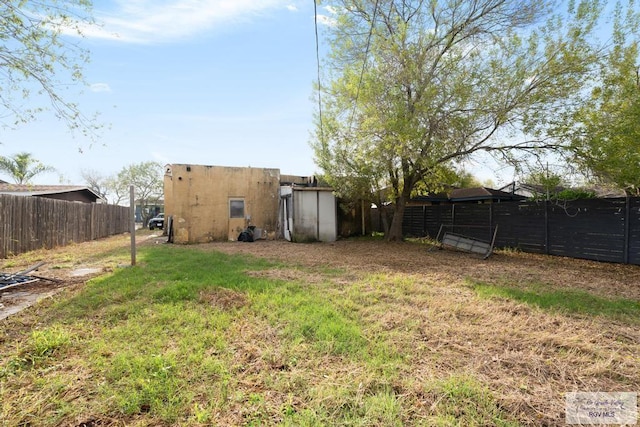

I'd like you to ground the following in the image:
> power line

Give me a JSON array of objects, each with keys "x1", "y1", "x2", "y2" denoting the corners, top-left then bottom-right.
[
  {"x1": 314, "y1": 0, "x2": 324, "y2": 145},
  {"x1": 349, "y1": 0, "x2": 380, "y2": 131},
  {"x1": 315, "y1": 0, "x2": 380, "y2": 139}
]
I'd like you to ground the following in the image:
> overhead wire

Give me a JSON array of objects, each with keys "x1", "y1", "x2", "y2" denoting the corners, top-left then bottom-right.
[
  {"x1": 349, "y1": 0, "x2": 380, "y2": 131},
  {"x1": 315, "y1": 0, "x2": 380, "y2": 141},
  {"x1": 313, "y1": 0, "x2": 325, "y2": 145}
]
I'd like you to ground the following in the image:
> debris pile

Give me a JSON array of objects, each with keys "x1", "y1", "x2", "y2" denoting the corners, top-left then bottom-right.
[{"x1": 0, "y1": 261, "x2": 60, "y2": 292}]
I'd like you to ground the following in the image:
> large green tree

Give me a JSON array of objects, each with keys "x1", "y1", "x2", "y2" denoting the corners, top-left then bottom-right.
[
  {"x1": 559, "y1": 11, "x2": 640, "y2": 195},
  {"x1": 0, "y1": 0, "x2": 96, "y2": 134},
  {"x1": 80, "y1": 168, "x2": 111, "y2": 202},
  {"x1": 312, "y1": 0, "x2": 613, "y2": 240},
  {"x1": 81, "y1": 163, "x2": 164, "y2": 211},
  {"x1": 0, "y1": 152, "x2": 55, "y2": 184},
  {"x1": 114, "y1": 162, "x2": 164, "y2": 223}
]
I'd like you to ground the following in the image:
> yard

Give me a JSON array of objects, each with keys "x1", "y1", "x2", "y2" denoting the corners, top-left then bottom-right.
[{"x1": 1, "y1": 232, "x2": 639, "y2": 426}]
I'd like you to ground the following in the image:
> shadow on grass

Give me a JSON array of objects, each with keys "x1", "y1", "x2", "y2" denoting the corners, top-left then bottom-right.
[{"x1": 470, "y1": 280, "x2": 640, "y2": 322}]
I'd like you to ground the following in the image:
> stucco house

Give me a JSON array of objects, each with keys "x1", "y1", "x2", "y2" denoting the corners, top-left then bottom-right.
[{"x1": 164, "y1": 164, "x2": 337, "y2": 244}]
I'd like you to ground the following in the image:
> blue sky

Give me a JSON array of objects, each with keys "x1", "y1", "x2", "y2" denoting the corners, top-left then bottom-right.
[{"x1": 2, "y1": 0, "x2": 334, "y2": 185}]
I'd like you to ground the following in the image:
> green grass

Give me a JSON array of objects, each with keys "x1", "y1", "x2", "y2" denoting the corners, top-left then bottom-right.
[
  {"x1": 8, "y1": 326, "x2": 72, "y2": 370},
  {"x1": 1, "y1": 246, "x2": 433, "y2": 425},
  {"x1": 252, "y1": 281, "x2": 367, "y2": 356},
  {"x1": 470, "y1": 280, "x2": 640, "y2": 322},
  {"x1": 1, "y1": 244, "x2": 585, "y2": 426},
  {"x1": 425, "y1": 375, "x2": 519, "y2": 426}
]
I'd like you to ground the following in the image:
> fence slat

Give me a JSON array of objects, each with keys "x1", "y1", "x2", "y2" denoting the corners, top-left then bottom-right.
[
  {"x1": 0, "y1": 195, "x2": 130, "y2": 258},
  {"x1": 396, "y1": 197, "x2": 640, "y2": 265}
]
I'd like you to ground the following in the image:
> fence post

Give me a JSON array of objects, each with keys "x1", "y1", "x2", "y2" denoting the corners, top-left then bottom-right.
[
  {"x1": 489, "y1": 203, "x2": 493, "y2": 242},
  {"x1": 361, "y1": 199, "x2": 366, "y2": 236},
  {"x1": 544, "y1": 199, "x2": 550, "y2": 255},
  {"x1": 451, "y1": 204, "x2": 456, "y2": 234},
  {"x1": 422, "y1": 205, "x2": 426, "y2": 237},
  {"x1": 624, "y1": 196, "x2": 630, "y2": 264}
]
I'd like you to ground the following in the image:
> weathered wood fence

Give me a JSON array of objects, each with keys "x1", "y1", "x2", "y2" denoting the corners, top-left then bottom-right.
[
  {"x1": 397, "y1": 197, "x2": 640, "y2": 265},
  {"x1": 0, "y1": 194, "x2": 131, "y2": 258}
]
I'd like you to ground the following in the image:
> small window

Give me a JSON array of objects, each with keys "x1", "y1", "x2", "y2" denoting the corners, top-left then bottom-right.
[{"x1": 229, "y1": 199, "x2": 245, "y2": 218}]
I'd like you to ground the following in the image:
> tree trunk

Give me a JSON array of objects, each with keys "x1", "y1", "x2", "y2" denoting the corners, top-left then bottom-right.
[{"x1": 385, "y1": 198, "x2": 406, "y2": 241}]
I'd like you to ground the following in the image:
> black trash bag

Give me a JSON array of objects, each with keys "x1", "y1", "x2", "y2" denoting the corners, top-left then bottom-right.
[{"x1": 237, "y1": 229, "x2": 254, "y2": 242}]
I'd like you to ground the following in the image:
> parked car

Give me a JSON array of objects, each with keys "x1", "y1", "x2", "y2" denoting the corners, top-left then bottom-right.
[{"x1": 148, "y1": 213, "x2": 164, "y2": 230}]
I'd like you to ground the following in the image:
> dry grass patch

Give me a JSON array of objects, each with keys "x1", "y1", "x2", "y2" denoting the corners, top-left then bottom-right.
[
  {"x1": 199, "y1": 287, "x2": 249, "y2": 310},
  {"x1": 245, "y1": 268, "x2": 327, "y2": 284},
  {"x1": 201, "y1": 240, "x2": 639, "y2": 425},
  {"x1": 1, "y1": 237, "x2": 639, "y2": 426}
]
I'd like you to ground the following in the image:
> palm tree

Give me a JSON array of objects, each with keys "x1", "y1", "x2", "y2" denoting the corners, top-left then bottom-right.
[{"x1": 0, "y1": 152, "x2": 55, "y2": 184}]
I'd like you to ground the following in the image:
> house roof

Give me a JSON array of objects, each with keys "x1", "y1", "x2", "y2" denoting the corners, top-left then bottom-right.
[
  {"x1": 499, "y1": 181, "x2": 627, "y2": 198},
  {"x1": 498, "y1": 182, "x2": 566, "y2": 196},
  {"x1": 0, "y1": 184, "x2": 103, "y2": 202},
  {"x1": 449, "y1": 187, "x2": 526, "y2": 202},
  {"x1": 409, "y1": 192, "x2": 450, "y2": 203},
  {"x1": 408, "y1": 187, "x2": 526, "y2": 204}
]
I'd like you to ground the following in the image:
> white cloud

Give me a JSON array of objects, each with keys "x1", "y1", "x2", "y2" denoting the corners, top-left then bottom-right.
[
  {"x1": 316, "y1": 14, "x2": 337, "y2": 27},
  {"x1": 286, "y1": 4, "x2": 298, "y2": 12},
  {"x1": 85, "y1": 0, "x2": 294, "y2": 44},
  {"x1": 316, "y1": 5, "x2": 338, "y2": 26},
  {"x1": 324, "y1": 5, "x2": 339, "y2": 15},
  {"x1": 90, "y1": 83, "x2": 112, "y2": 92}
]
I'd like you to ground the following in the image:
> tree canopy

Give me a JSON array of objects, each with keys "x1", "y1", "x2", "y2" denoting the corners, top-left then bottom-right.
[
  {"x1": 117, "y1": 162, "x2": 164, "y2": 223},
  {"x1": 0, "y1": 152, "x2": 55, "y2": 184},
  {"x1": 557, "y1": 10, "x2": 640, "y2": 195},
  {"x1": 83, "y1": 162, "x2": 164, "y2": 222},
  {"x1": 312, "y1": 0, "x2": 631, "y2": 240},
  {"x1": 0, "y1": 0, "x2": 96, "y2": 135},
  {"x1": 80, "y1": 168, "x2": 111, "y2": 202}
]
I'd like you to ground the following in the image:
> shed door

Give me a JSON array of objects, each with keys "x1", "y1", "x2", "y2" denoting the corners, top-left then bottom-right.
[{"x1": 228, "y1": 198, "x2": 246, "y2": 240}]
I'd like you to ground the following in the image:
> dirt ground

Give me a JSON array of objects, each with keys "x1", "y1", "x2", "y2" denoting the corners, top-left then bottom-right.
[
  {"x1": 199, "y1": 239, "x2": 640, "y2": 425},
  {"x1": 0, "y1": 233, "x2": 158, "y2": 321},
  {"x1": 197, "y1": 238, "x2": 640, "y2": 301}
]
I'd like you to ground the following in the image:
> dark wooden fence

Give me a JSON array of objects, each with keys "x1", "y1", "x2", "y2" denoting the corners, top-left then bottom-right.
[
  {"x1": 397, "y1": 197, "x2": 640, "y2": 265},
  {"x1": 0, "y1": 194, "x2": 131, "y2": 258}
]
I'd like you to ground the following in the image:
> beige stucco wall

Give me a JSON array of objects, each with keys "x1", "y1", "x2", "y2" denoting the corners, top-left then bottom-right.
[{"x1": 164, "y1": 164, "x2": 280, "y2": 243}]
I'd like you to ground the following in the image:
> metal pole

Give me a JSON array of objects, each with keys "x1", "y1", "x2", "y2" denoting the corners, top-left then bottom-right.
[{"x1": 130, "y1": 185, "x2": 136, "y2": 266}]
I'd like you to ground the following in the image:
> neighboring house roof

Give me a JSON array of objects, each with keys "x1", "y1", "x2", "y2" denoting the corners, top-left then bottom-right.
[
  {"x1": 408, "y1": 192, "x2": 450, "y2": 204},
  {"x1": 498, "y1": 182, "x2": 565, "y2": 198},
  {"x1": 0, "y1": 184, "x2": 104, "y2": 203},
  {"x1": 498, "y1": 181, "x2": 627, "y2": 198},
  {"x1": 449, "y1": 187, "x2": 527, "y2": 202},
  {"x1": 586, "y1": 185, "x2": 627, "y2": 198},
  {"x1": 408, "y1": 187, "x2": 526, "y2": 205}
]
